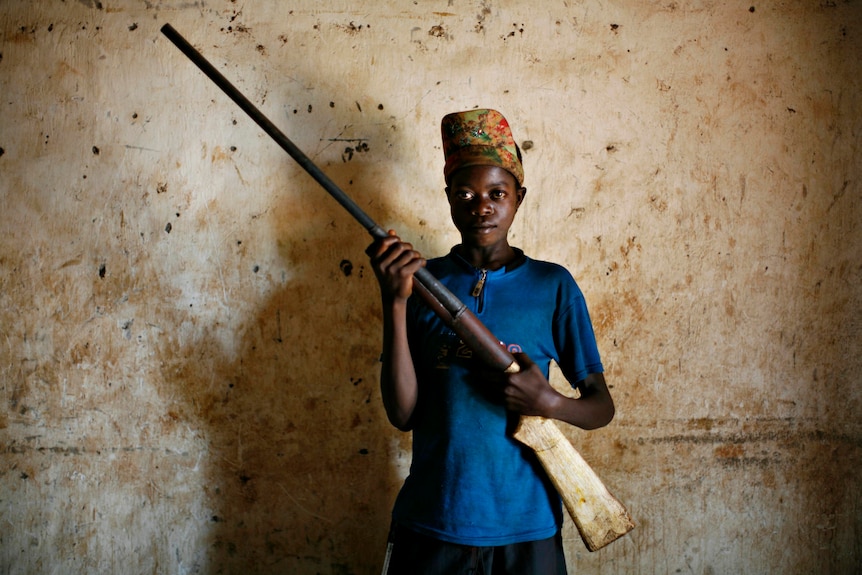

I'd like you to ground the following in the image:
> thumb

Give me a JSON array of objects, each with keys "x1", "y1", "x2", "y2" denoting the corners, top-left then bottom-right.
[{"x1": 511, "y1": 351, "x2": 535, "y2": 370}]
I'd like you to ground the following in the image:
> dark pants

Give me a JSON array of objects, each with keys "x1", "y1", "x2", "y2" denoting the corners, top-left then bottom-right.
[{"x1": 382, "y1": 525, "x2": 568, "y2": 575}]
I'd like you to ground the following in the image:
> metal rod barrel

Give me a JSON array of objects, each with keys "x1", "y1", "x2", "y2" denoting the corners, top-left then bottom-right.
[
  {"x1": 161, "y1": 23, "x2": 384, "y2": 237},
  {"x1": 160, "y1": 24, "x2": 515, "y2": 370}
]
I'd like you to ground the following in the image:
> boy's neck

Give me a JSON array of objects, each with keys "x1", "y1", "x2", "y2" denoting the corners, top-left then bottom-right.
[{"x1": 454, "y1": 243, "x2": 520, "y2": 271}]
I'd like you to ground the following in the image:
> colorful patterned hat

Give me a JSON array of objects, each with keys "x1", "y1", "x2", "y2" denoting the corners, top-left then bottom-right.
[{"x1": 441, "y1": 109, "x2": 524, "y2": 186}]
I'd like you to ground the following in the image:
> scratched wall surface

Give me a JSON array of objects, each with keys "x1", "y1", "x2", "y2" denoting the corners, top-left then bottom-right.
[{"x1": 1, "y1": 1, "x2": 860, "y2": 574}]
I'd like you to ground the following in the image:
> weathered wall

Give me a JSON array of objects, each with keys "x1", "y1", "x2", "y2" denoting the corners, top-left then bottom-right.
[{"x1": 1, "y1": 1, "x2": 860, "y2": 573}]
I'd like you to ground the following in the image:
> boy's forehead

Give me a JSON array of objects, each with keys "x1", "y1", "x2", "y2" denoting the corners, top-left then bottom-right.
[{"x1": 449, "y1": 165, "x2": 520, "y2": 187}]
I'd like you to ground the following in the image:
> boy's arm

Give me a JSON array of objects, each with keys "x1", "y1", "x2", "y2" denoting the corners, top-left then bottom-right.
[
  {"x1": 378, "y1": 298, "x2": 419, "y2": 430},
  {"x1": 501, "y1": 353, "x2": 615, "y2": 430},
  {"x1": 367, "y1": 231, "x2": 425, "y2": 431}
]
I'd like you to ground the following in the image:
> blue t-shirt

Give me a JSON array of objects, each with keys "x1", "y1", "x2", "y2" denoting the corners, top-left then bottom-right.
[{"x1": 391, "y1": 249, "x2": 604, "y2": 546}]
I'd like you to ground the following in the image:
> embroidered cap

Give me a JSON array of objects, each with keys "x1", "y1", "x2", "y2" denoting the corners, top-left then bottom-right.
[{"x1": 441, "y1": 109, "x2": 524, "y2": 186}]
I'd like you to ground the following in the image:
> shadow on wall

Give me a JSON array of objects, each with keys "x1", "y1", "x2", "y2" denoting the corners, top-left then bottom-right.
[{"x1": 156, "y1": 159, "x2": 407, "y2": 574}]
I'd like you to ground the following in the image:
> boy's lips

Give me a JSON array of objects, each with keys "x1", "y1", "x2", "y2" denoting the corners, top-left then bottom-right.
[{"x1": 471, "y1": 221, "x2": 496, "y2": 229}]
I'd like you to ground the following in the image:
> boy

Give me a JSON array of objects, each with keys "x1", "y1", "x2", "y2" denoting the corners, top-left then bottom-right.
[{"x1": 367, "y1": 109, "x2": 615, "y2": 574}]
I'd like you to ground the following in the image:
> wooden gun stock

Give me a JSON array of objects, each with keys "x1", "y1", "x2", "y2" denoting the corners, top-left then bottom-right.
[
  {"x1": 161, "y1": 23, "x2": 634, "y2": 551},
  {"x1": 513, "y1": 416, "x2": 634, "y2": 551}
]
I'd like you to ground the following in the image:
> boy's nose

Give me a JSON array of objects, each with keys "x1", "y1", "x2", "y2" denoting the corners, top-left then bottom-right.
[{"x1": 472, "y1": 196, "x2": 494, "y2": 215}]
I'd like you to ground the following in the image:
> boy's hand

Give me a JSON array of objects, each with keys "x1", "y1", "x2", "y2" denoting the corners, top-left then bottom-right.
[
  {"x1": 366, "y1": 229, "x2": 426, "y2": 301},
  {"x1": 499, "y1": 352, "x2": 563, "y2": 417},
  {"x1": 490, "y1": 353, "x2": 615, "y2": 429}
]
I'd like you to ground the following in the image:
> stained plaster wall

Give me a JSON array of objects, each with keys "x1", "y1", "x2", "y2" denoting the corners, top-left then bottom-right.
[{"x1": 1, "y1": 1, "x2": 860, "y2": 574}]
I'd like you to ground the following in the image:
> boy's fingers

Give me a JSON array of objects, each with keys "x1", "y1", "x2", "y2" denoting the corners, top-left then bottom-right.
[
  {"x1": 366, "y1": 234, "x2": 405, "y2": 258},
  {"x1": 510, "y1": 351, "x2": 535, "y2": 370}
]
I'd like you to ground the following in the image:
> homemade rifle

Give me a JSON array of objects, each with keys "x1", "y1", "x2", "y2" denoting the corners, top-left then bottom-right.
[{"x1": 160, "y1": 23, "x2": 634, "y2": 551}]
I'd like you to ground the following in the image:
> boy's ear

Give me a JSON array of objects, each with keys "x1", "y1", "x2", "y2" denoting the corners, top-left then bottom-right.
[{"x1": 517, "y1": 187, "x2": 527, "y2": 206}]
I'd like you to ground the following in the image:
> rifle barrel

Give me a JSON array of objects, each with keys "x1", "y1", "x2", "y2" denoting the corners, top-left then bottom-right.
[
  {"x1": 160, "y1": 23, "x2": 515, "y2": 372},
  {"x1": 161, "y1": 23, "x2": 383, "y2": 238}
]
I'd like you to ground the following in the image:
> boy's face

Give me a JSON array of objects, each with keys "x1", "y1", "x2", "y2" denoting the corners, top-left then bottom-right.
[{"x1": 446, "y1": 165, "x2": 526, "y2": 249}]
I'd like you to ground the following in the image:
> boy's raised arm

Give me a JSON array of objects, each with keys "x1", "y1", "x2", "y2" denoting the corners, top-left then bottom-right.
[{"x1": 367, "y1": 231, "x2": 426, "y2": 430}]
